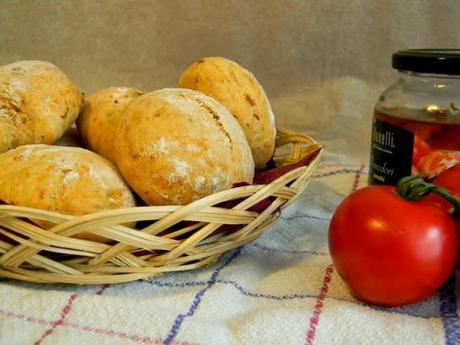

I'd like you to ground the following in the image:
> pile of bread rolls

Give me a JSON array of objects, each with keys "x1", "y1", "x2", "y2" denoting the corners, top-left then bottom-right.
[{"x1": 0, "y1": 57, "x2": 277, "y2": 240}]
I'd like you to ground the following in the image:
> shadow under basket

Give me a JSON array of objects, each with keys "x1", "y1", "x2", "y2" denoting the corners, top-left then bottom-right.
[{"x1": 0, "y1": 128, "x2": 322, "y2": 284}]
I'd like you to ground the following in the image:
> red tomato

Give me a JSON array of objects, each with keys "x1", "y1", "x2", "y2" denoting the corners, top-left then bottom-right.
[
  {"x1": 425, "y1": 164, "x2": 460, "y2": 212},
  {"x1": 412, "y1": 135, "x2": 432, "y2": 168},
  {"x1": 329, "y1": 185, "x2": 458, "y2": 307},
  {"x1": 426, "y1": 165, "x2": 460, "y2": 268},
  {"x1": 430, "y1": 125, "x2": 460, "y2": 151},
  {"x1": 398, "y1": 121, "x2": 441, "y2": 141},
  {"x1": 417, "y1": 150, "x2": 460, "y2": 179}
]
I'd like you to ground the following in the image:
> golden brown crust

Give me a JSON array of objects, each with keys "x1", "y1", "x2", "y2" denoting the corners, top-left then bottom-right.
[
  {"x1": 0, "y1": 60, "x2": 83, "y2": 152},
  {"x1": 76, "y1": 87, "x2": 143, "y2": 162},
  {"x1": 0, "y1": 145, "x2": 136, "y2": 241},
  {"x1": 114, "y1": 88, "x2": 255, "y2": 205},
  {"x1": 179, "y1": 57, "x2": 276, "y2": 170}
]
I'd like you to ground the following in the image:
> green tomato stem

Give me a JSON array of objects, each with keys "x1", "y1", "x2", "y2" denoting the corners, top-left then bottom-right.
[{"x1": 396, "y1": 175, "x2": 460, "y2": 217}]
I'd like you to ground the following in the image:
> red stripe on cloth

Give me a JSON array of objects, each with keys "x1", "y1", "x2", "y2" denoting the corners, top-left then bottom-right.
[
  {"x1": 350, "y1": 165, "x2": 365, "y2": 193},
  {"x1": 0, "y1": 308, "x2": 52, "y2": 326},
  {"x1": 304, "y1": 165, "x2": 365, "y2": 345},
  {"x1": 33, "y1": 293, "x2": 79, "y2": 345},
  {"x1": 0, "y1": 308, "x2": 199, "y2": 345},
  {"x1": 305, "y1": 265, "x2": 335, "y2": 345},
  {"x1": 32, "y1": 283, "x2": 110, "y2": 344}
]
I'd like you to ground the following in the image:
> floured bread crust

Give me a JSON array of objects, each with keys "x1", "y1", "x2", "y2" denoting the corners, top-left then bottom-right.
[
  {"x1": 0, "y1": 60, "x2": 83, "y2": 152},
  {"x1": 0, "y1": 145, "x2": 136, "y2": 241},
  {"x1": 115, "y1": 88, "x2": 255, "y2": 205},
  {"x1": 179, "y1": 57, "x2": 276, "y2": 170},
  {"x1": 77, "y1": 87, "x2": 143, "y2": 162}
]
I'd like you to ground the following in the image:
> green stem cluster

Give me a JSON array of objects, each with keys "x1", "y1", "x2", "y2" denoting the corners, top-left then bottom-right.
[{"x1": 396, "y1": 175, "x2": 460, "y2": 217}]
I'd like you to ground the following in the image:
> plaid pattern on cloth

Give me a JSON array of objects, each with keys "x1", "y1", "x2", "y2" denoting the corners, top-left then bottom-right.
[{"x1": 0, "y1": 162, "x2": 458, "y2": 345}]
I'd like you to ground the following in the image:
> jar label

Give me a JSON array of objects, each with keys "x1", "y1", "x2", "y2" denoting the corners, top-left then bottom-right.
[{"x1": 369, "y1": 118, "x2": 414, "y2": 185}]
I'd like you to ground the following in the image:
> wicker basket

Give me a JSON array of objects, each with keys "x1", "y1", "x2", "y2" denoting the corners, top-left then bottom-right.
[{"x1": 0, "y1": 128, "x2": 322, "y2": 284}]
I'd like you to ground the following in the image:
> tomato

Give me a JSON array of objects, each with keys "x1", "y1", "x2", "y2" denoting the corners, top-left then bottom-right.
[
  {"x1": 427, "y1": 165, "x2": 460, "y2": 268},
  {"x1": 424, "y1": 164, "x2": 460, "y2": 212},
  {"x1": 328, "y1": 185, "x2": 458, "y2": 307},
  {"x1": 417, "y1": 150, "x2": 460, "y2": 179},
  {"x1": 430, "y1": 125, "x2": 460, "y2": 151},
  {"x1": 412, "y1": 135, "x2": 432, "y2": 168},
  {"x1": 396, "y1": 120, "x2": 441, "y2": 141}
]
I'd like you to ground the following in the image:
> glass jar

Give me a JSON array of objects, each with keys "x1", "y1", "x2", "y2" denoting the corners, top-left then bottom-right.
[{"x1": 369, "y1": 49, "x2": 460, "y2": 185}]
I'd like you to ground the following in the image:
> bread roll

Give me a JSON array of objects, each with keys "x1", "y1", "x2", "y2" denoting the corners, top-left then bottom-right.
[
  {"x1": 77, "y1": 87, "x2": 143, "y2": 161},
  {"x1": 115, "y1": 88, "x2": 255, "y2": 205},
  {"x1": 0, "y1": 60, "x2": 83, "y2": 153},
  {"x1": 179, "y1": 57, "x2": 276, "y2": 170},
  {"x1": 0, "y1": 145, "x2": 136, "y2": 241}
]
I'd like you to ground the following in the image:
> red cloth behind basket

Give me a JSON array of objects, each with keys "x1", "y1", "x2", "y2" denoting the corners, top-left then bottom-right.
[{"x1": 225, "y1": 152, "x2": 319, "y2": 213}]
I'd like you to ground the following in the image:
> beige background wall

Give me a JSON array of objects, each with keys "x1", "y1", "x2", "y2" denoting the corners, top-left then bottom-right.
[{"x1": 1, "y1": 0, "x2": 460, "y2": 163}]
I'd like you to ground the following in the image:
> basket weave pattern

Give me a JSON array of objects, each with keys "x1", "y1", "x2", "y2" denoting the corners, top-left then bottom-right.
[{"x1": 0, "y1": 128, "x2": 321, "y2": 284}]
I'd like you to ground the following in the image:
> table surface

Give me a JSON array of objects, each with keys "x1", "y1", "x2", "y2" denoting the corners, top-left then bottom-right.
[{"x1": 0, "y1": 162, "x2": 458, "y2": 345}]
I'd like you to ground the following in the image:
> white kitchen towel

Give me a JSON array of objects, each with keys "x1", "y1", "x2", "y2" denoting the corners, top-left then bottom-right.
[{"x1": 0, "y1": 162, "x2": 457, "y2": 345}]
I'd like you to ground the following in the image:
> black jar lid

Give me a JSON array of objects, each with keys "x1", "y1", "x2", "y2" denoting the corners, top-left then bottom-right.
[{"x1": 392, "y1": 49, "x2": 460, "y2": 75}]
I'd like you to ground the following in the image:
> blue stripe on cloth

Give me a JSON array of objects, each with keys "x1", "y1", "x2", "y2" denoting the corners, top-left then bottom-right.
[
  {"x1": 249, "y1": 242, "x2": 328, "y2": 256},
  {"x1": 151, "y1": 280, "x2": 207, "y2": 288},
  {"x1": 439, "y1": 273, "x2": 460, "y2": 345},
  {"x1": 313, "y1": 168, "x2": 365, "y2": 179},
  {"x1": 162, "y1": 248, "x2": 242, "y2": 345},
  {"x1": 280, "y1": 214, "x2": 331, "y2": 222},
  {"x1": 151, "y1": 278, "x2": 314, "y2": 300},
  {"x1": 217, "y1": 279, "x2": 314, "y2": 300},
  {"x1": 150, "y1": 277, "x2": 433, "y2": 319}
]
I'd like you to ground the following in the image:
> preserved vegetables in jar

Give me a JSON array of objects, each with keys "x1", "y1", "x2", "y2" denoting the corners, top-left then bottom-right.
[{"x1": 369, "y1": 49, "x2": 460, "y2": 185}]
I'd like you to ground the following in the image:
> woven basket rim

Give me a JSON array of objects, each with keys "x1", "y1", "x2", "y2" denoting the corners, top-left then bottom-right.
[{"x1": 0, "y1": 127, "x2": 322, "y2": 284}]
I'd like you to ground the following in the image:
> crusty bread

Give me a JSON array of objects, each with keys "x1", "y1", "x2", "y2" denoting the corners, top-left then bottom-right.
[
  {"x1": 115, "y1": 88, "x2": 255, "y2": 205},
  {"x1": 77, "y1": 87, "x2": 143, "y2": 161},
  {"x1": 179, "y1": 57, "x2": 276, "y2": 170},
  {"x1": 0, "y1": 60, "x2": 83, "y2": 153},
  {"x1": 0, "y1": 145, "x2": 136, "y2": 241}
]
